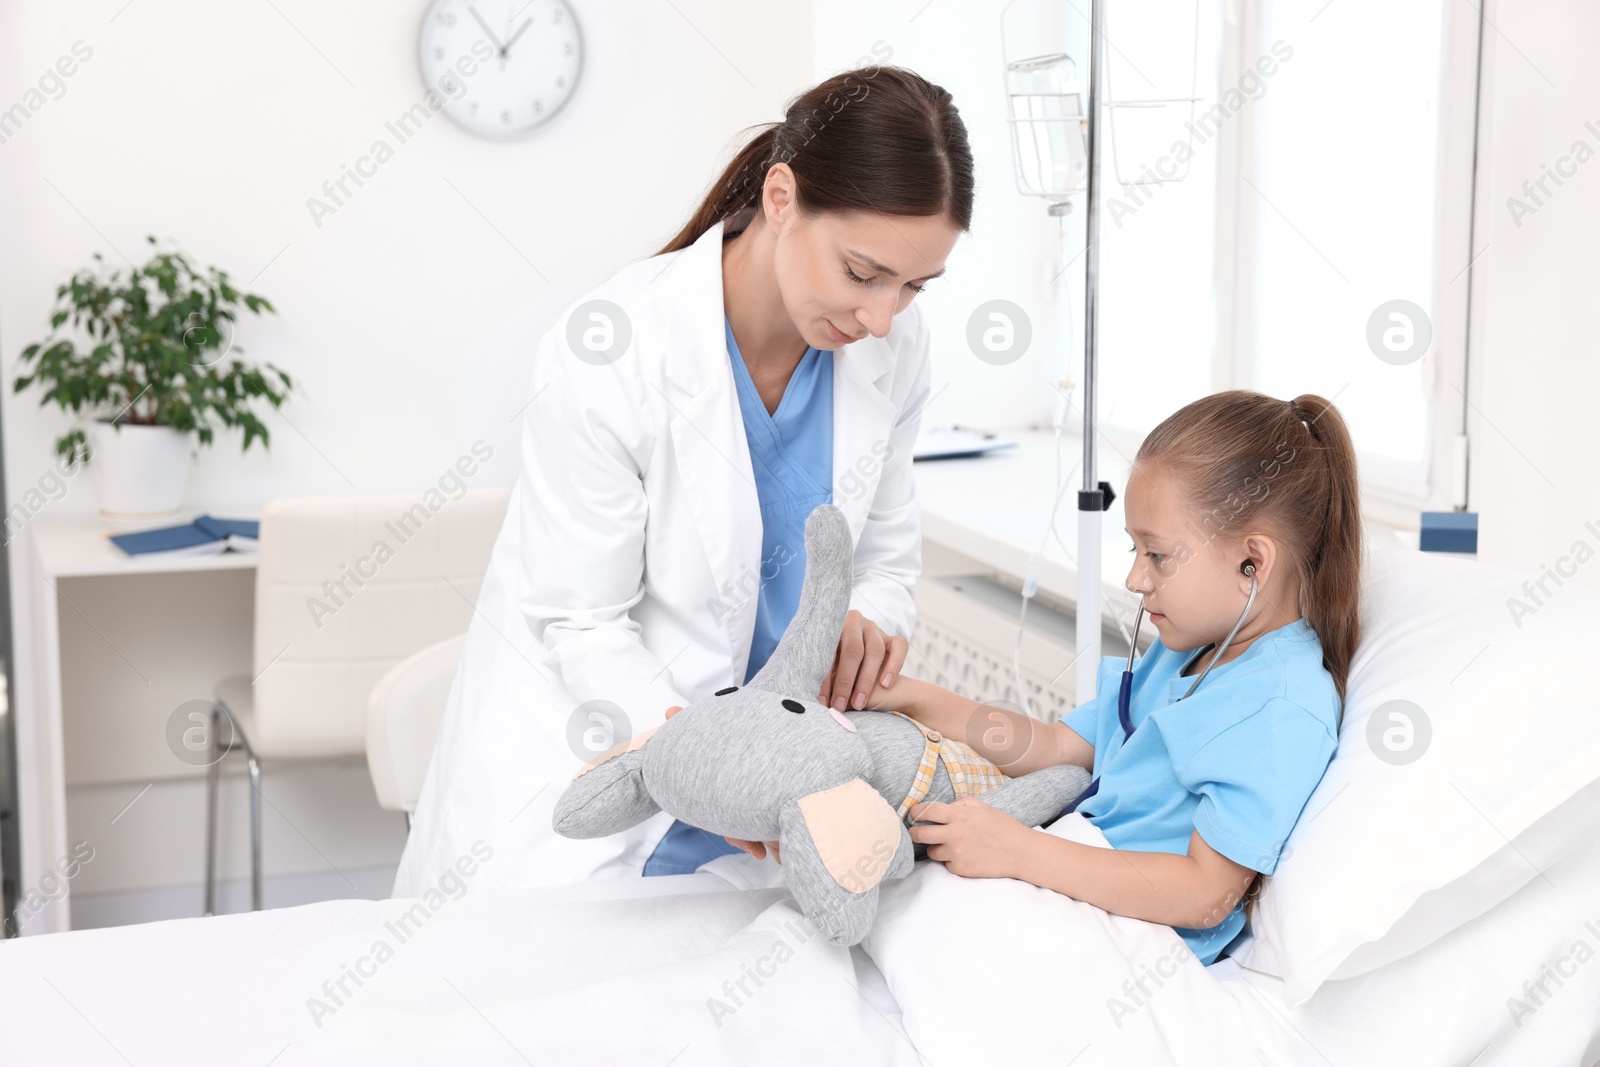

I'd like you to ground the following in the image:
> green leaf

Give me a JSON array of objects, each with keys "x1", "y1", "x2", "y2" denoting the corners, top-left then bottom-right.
[{"x1": 15, "y1": 240, "x2": 295, "y2": 462}]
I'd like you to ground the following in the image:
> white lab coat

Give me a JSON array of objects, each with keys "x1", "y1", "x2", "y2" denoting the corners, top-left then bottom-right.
[{"x1": 392, "y1": 217, "x2": 933, "y2": 897}]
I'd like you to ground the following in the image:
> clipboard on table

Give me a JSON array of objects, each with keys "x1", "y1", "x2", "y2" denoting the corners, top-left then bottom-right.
[{"x1": 912, "y1": 425, "x2": 1018, "y2": 461}]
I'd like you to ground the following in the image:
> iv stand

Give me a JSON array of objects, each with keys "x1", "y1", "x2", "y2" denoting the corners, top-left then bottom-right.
[{"x1": 1076, "y1": 0, "x2": 1115, "y2": 705}]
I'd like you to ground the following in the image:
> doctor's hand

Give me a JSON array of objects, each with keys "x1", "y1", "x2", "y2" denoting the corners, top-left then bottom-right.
[
  {"x1": 724, "y1": 838, "x2": 781, "y2": 864},
  {"x1": 819, "y1": 610, "x2": 909, "y2": 714}
]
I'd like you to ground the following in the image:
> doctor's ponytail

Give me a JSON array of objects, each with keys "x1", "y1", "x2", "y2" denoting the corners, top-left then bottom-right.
[{"x1": 656, "y1": 64, "x2": 974, "y2": 255}]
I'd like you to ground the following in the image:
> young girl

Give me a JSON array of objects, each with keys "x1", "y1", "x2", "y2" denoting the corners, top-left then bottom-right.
[{"x1": 864, "y1": 389, "x2": 1361, "y2": 965}]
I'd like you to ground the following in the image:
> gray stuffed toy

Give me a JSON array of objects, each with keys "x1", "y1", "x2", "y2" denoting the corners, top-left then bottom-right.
[{"x1": 552, "y1": 504, "x2": 1090, "y2": 946}]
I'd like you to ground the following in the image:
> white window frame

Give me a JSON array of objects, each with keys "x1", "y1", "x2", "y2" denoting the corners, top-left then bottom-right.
[{"x1": 1211, "y1": 0, "x2": 1483, "y2": 531}]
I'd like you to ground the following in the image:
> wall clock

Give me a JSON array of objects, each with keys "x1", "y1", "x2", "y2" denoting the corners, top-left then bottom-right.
[{"x1": 418, "y1": 0, "x2": 584, "y2": 139}]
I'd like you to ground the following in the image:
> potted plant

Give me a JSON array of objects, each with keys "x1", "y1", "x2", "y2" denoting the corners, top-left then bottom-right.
[{"x1": 15, "y1": 236, "x2": 295, "y2": 520}]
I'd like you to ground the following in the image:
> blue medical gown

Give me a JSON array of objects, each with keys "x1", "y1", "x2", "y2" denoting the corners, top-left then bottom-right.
[
  {"x1": 1059, "y1": 618, "x2": 1341, "y2": 962},
  {"x1": 642, "y1": 317, "x2": 835, "y2": 876}
]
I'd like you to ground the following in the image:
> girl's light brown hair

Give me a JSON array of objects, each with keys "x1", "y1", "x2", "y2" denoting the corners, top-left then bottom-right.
[
  {"x1": 1133, "y1": 389, "x2": 1362, "y2": 707},
  {"x1": 656, "y1": 65, "x2": 975, "y2": 256},
  {"x1": 1133, "y1": 389, "x2": 1363, "y2": 933}
]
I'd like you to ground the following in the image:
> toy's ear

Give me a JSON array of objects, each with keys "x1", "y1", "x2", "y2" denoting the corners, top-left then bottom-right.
[
  {"x1": 777, "y1": 778, "x2": 913, "y2": 946},
  {"x1": 551, "y1": 727, "x2": 661, "y2": 838},
  {"x1": 748, "y1": 505, "x2": 853, "y2": 696}
]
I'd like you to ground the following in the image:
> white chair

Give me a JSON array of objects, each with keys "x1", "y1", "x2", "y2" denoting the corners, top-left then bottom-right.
[
  {"x1": 366, "y1": 635, "x2": 468, "y2": 826},
  {"x1": 205, "y1": 486, "x2": 510, "y2": 914}
]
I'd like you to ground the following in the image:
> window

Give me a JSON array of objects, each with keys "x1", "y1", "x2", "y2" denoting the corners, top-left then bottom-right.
[
  {"x1": 1092, "y1": 0, "x2": 1224, "y2": 449},
  {"x1": 1082, "y1": 0, "x2": 1479, "y2": 516},
  {"x1": 1238, "y1": 0, "x2": 1472, "y2": 507}
]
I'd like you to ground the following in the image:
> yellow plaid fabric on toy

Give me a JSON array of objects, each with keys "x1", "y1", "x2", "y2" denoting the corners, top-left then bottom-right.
[{"x1": 889, "y1": 711, "x2": 1010, "y2": 820}]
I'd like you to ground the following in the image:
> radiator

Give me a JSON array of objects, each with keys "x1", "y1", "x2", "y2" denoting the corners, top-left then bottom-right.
[{"x1": 903, "y1": 573, "x2": 1133, "y2": 722}]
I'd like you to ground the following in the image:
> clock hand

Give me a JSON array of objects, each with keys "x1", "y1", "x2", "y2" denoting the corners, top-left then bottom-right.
[
  {"x1": 502, "y1": 18, "x2": 532, "y2": 54},
  {"x1": 467, "y1": 4, "x2": 505, "y2": 53}
]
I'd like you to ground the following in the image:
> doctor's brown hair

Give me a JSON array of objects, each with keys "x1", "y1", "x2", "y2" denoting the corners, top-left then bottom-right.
[
  {"x1": 656, "y1": 64, "x2": 975, "y2": 255},
  {"x1": 1133, "y1": 390, "x2": 1362, "y2": 934}
]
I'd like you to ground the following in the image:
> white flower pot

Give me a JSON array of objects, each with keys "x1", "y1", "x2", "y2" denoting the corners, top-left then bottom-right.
[{"x1": 88, "y1": 420, "x2": 192, "y2": 521}]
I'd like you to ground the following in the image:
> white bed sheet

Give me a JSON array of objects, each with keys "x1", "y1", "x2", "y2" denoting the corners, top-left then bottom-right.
[
  {"x1": 848, "y1": 811, "x2": 1600, "y2": 1066},
  {"x1": 0, "y1": 874, "x2": 916, "y2": 1066},
  {"x1": 2, "y1": 828, "x2": 1596, "y2": 1067}
]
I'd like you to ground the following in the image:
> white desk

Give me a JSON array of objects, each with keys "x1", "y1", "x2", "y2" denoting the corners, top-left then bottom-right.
[
  {"x1": 18, "y1": 515, "x2": 257, "y2": 935},
  {"x1": 913, "y1": 427, "x2": 1137, "y2": 613},
  {"x1": 900, "y1": 428, "x2": 1147, "y2": 717},
  {"x1": 30, "y1": 519, "x2": 259, "y2": 579}
]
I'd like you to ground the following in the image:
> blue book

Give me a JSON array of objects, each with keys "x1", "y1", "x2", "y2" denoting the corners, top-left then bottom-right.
[
  {"x1": 193, "y1": 515, "x2": 260, "y2": 549},
  {"x1": 109, "y1": 514, "x2": 260, "y2": 558}
]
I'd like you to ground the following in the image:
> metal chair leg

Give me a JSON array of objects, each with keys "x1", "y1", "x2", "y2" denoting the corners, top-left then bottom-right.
[
  {"x1": 248, "y1": 753, "x2": 263, "y2": 912},
  {"x1": 203, "y1": 704, "x2": 222, "y2": 917},
  {"x1": 404, "y1": 811, "x2": 413, "y2": 832}
]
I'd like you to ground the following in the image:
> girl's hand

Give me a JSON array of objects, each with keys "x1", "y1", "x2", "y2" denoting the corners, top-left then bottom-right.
[
  {"x1": 860, "y1": 673, "x2": 925, "y2": 715},
  {"x1": 908, "y1": 798, "x2": 1030, "y2": 879},
  {"x1": 819, "y1": 610, "x2": 909, "y2": 713}
]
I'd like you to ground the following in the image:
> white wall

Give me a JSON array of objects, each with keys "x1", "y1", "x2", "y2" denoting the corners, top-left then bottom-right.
[
  {"x1": 0, "y1": 0, "x2": 817, "y2": 920},
  {"x1": 1, "y1": 0, "x2": 819, "y2": 509},
  {"x1": 1469, "y1": 0, "x2": 1600, "y2": 599}
]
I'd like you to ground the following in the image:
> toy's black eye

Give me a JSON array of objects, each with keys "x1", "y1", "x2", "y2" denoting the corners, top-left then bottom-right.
[
  {"x1": 781, "y1": 699, "x2": 805, "y2": 714},
  {"x1": 715, "y1": 686, "x2": 739, "y2": 696}
]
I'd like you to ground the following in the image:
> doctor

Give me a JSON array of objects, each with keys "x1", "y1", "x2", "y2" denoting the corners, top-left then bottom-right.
[{"x1": 393, "y1": 65, "x2": 972, "y2": 895}]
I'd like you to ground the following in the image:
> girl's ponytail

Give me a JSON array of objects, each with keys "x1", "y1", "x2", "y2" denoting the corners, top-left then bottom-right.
[{"x1": 1290, "y1": 393, "x2": 1362, "y2": 723}]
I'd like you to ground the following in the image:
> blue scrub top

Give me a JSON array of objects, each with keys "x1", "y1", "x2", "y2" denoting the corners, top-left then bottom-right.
[
  {"x1": 728, "y1": 317, "x2": 836, "y2": 682},
  {"x1": 642, "y1": 317, "x2": 835, "y2": 876},
  {"x1": 1059, "y1": 618, "x2": 1341, "y2": 964}
]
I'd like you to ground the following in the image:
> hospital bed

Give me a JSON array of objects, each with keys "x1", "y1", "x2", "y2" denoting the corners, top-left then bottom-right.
[{"x1": 2, "y1": 547, "x2": 1597, "y2": 1066}]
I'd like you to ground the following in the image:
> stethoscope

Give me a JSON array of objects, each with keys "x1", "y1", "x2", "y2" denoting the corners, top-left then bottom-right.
[{"x1": 1054, "y1": 561, "x2": 1259, "y2": 821}]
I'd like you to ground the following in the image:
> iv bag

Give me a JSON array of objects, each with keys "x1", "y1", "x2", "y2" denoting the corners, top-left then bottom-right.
[{"x1": 1006, "y1": 52, "x2": 1087, "y2": 199}]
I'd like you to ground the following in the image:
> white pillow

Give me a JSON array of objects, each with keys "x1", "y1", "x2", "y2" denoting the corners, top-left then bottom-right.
[
  {"x1": 1221, "y1": 802, "x2": 1600, "y2": 1066},
  {"x1": 1230, "y1": 545, "x2": 1600, "y2": 1007}
]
